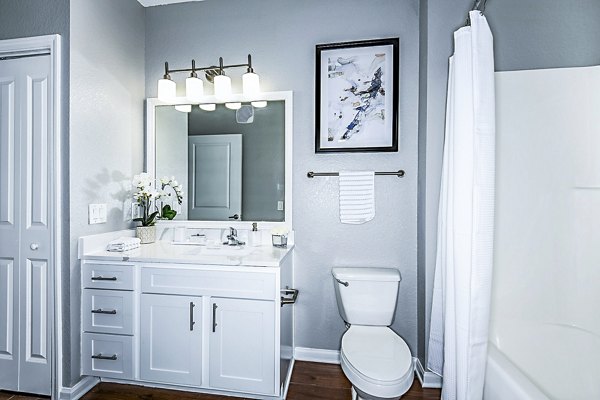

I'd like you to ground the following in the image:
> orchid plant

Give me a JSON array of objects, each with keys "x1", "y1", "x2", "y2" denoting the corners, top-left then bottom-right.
[{"x1": 132, "y1": 173, "x2": 184, "y2": 226}]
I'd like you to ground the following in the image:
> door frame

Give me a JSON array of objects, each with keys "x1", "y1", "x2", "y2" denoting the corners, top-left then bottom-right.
[{"x1": 0, "y1": 34, "x2": 62, "y2": 399}]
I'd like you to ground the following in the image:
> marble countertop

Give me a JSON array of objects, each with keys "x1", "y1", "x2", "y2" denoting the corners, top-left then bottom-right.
[{"x1": 82, "y1": 240, "x2": 293, "y2": 267}]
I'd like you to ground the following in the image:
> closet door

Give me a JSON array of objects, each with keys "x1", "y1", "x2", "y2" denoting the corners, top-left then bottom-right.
[{"x1": 0, "y1": 52, "x2": 52, "y2": 395}]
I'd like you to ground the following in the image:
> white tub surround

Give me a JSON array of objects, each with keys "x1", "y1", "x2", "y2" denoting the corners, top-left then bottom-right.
[
  {"x1": 488, "y1": 65, "x2": 600, "y2": 399},
  {"x1": 78, "y1": 231, "x2": 295, "y2": 400}
]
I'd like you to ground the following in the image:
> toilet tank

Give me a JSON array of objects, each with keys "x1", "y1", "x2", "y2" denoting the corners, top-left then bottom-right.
[{"x1": 332, "y1": 267, "x2": 401, "y2": 326}]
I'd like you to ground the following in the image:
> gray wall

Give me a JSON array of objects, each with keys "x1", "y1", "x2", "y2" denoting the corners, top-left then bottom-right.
[
  {"x1": 69, "y1": 0, "x2": 145, "y2": 386},
  {"x1": 146, "y1": 0, "x2": 420, "y2": 353},
  {"x1": 418, "y1": 0, "x2": 600, "y2": 367}
]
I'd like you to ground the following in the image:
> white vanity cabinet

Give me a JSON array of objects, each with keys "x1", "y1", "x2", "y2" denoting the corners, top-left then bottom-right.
[
  {"x1": 80, "y1": 243, "x2": 294, "y2": 400},
  {"x1": 140, "y1": 294, "x2": 203, "y2": 386},
  {"x1": 209, "y1": 297, "x2": 275, "y2": 394}
]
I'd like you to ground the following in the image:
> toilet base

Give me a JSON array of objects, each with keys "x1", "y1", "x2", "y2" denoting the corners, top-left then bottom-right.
[{"x1": 351, "y1": 386, "x2": 402, "y2": 400}]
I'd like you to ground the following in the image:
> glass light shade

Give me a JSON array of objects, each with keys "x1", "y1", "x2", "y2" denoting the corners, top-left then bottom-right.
[
  {"x1": 174, "y1": 104, "x2": 192, "y2": 113},
  {"x1": 225, "y1": 102, "x2": 242, "y2": 110},
  {"x1": 242, "y1": 72, "x2": 260, "y2": 97},
  {"x1": 157, "y1": 78, "x2": 176, "y2": 103},
  {"x1": 185, "y1": 76, "x2": 204, "y2": 102},
  {"x1": 213, "y1": 74, "x2": 232, "y2": 100},
  {"x1": 199, "y1": 104, "x2": 216, "y2": 111},
  {"x1": 251, "y1": 101, "x2": 268, "y2": 108}
]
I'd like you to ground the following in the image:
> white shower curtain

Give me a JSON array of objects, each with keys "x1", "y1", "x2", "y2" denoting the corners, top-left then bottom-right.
[{"x1": 427, "y1": 10, "x2": 496, "y2": 400}]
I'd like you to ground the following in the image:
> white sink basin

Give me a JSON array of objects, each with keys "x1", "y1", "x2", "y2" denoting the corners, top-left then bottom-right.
[{"x1": 184, "y1": 245, "x2": 255, "y2": 257}]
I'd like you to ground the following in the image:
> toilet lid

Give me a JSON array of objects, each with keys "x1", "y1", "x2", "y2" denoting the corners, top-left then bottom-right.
[{"x1": 342, "y1": 326, "x2": 413, "y2": 383}]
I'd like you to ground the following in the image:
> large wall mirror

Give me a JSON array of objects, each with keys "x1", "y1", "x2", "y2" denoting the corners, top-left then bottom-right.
[{"x1": 146, "y1": 91, "x2": 293, "y2": 229}]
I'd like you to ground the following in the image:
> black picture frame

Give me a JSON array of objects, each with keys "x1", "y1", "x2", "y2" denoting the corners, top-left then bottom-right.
[{"x1": 315, "y1": 38, "x2": 399, "y2": 153}]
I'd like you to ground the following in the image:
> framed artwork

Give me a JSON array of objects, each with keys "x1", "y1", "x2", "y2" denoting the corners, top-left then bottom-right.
[{"x1": 315, "y1": 38, "x2": 399, "y2": 153}]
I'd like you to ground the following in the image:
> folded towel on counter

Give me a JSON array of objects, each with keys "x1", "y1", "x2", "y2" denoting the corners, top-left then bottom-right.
[
  {"x1": 106, "y1": 237, "x2": 141, "y2": 252},
  {"x1": 339, "y1": 170, "x2": 375, "y2": 224}
]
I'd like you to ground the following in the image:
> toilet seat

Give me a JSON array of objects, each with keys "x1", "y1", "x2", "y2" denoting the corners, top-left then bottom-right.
[{"x1": 341, "y1": 326, "x2": 414, "y2": 398}]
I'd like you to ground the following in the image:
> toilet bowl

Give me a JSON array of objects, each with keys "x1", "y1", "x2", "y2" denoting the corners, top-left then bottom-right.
[
  {"x1": 341, "y1": 326, "x2": 413, "y2": 400},
  {"x1": 332, "y1": 267, "x2": 414, "y2": 400}
]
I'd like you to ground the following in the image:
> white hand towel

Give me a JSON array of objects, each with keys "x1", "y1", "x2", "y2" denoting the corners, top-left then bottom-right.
[
  {"x1": 339, "y1": 171, "x2": 375, "y2": 224},
  {"x1": 107, "y1": 237, "x2": 141, "y2": 252}
]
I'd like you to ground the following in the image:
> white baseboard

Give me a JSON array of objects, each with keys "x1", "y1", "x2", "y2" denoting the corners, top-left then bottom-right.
[
  {"x1": 294, "y1": 347, "x2": 341, "y2": 364},
  {"x1": 59, "y1": 376, "x2": 100, "y2": 400},
  {"x1": 414, "y1": 357, "x2": 442, "y2": 389}
]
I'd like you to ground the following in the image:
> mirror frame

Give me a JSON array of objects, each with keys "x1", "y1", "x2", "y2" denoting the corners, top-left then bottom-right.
[{"x1": 145, "y1": 91, "x2": 293, "y2": 230}]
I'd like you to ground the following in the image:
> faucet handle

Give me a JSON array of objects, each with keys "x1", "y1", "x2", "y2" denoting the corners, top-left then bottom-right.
[{"x1": 229, "y1": 227, "x2": 237, "y2": 237}]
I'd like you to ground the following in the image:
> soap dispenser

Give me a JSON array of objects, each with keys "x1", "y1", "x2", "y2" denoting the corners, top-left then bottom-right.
[{"x1": 249, "y1": 222, "x2": 261, "y2": 247}]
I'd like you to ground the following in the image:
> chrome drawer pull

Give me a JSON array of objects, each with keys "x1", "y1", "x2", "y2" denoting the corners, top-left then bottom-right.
[
  {"x1": 91, "y1": 353, "x2": 117, "y2": 361},
  {"x1": 91, "y1": 308, "x2": 117, "y2": 315},
  {"x1": 281, "y1": 287, "x2": 299, "y2": 307},
  {"x1": 189, "y1": 302, "x2": 195, "y2": 331},
  {"x1": 91, "y1": 276, "x2": 117, "y2": 281},
  {"x1": 212, "y1": 303, "x2": 218, "y2": 333}
]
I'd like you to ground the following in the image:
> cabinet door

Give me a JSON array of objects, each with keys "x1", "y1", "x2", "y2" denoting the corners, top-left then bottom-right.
[
  {"x1": 209, "y1": 298, "x2": 275, "y2": 395},
  {"x1": 140, "y1": 294, "x2": 202, "y2": 386}
]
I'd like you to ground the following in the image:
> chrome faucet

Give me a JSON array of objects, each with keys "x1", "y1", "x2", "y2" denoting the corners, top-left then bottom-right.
[{"x1": 223, "y1": 227, "x2": 245, "y2": 246}]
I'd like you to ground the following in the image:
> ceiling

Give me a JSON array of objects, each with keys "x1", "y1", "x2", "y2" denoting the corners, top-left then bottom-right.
[{"x1": 137, "y1": 0, "x2": 205, "y2": 7}]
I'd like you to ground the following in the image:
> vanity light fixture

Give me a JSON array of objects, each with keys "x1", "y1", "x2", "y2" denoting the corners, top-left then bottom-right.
[
  {"x1": 185, "y1": 60, "x2": 204, "y2": 102},
  {"x1": 199, "y1": 104, "x2": 216, "y2": 111},
  {"x1": 225, "y1": 102, "x2": 242, "y2": 110},
  {"x1": 251, "y1": 101, "x2": 268, "y2": 108},
  {"x1": 174, "y1": 104, "x2": 192, "y2": 113},
  {"x1": 157, "y1": 54, "x2": 260, "y2": 103},
  {"x1": 157, "y1": 63, "x2": 177, "y2": 103}
]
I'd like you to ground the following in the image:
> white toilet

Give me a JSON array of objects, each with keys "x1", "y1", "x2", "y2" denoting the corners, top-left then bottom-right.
[{"x1": 332, "y1": 267, "x2": 414, "y2": 400}]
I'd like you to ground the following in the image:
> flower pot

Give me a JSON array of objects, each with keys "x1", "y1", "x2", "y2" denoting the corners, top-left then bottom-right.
[{"x1": 136, "y1": 225, "x2": 156, "y2": 244}]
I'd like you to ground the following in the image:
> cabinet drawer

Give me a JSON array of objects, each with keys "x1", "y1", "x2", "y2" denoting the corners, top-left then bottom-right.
[
  {"x1": 82, "y1": 333, "x2": 134, "y2": 380},
  {"x1": 82, "y1": 289, "x2": 135, "y2": 335},
  {"x1": 82, "y1": 263, "x2": 135, "y2": 290},
  {"x1": 141, "y1": 267, "x2": 276, "y2": 300}
]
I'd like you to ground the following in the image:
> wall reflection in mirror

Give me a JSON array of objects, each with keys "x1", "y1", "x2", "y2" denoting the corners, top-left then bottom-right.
[{"x1": 155, "y1": 101, "x2": 285, "y2": 222}]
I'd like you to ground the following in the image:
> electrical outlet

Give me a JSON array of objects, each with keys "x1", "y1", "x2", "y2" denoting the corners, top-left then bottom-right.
[
  {"x1": 277, "y1": 200, "x2": 284, "y2": 211},
  {"x1": 131, "y1": 203, "x2": 141, "y2": 220}
]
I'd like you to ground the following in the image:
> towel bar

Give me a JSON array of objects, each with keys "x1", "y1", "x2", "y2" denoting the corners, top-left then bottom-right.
[{"x1": 307, "y1": 170, "x2": 405, "y2": 178}]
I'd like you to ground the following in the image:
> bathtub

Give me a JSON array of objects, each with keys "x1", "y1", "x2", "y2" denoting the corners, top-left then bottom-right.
[{"x1": 484, "y1": 321, "x2": 600, "y2": 400}]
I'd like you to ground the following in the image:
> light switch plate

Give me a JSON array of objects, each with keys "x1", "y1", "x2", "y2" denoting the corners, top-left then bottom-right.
[
  {"x1": 277, "y1": 200, "x2": 284, "y2": 211},
  {"x1": 89, "y1": 203, "x2": 107, "y2": 224}
]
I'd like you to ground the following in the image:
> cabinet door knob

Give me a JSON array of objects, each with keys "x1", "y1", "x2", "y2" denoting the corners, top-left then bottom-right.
[{"x1": 30, "y1": 243, "x2": 39, "y2": 250}]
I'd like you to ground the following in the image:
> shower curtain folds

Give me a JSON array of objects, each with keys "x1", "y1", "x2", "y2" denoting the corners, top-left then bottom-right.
[{"x1": 427, "y1": 10, "x2": 496, "y2": 400}]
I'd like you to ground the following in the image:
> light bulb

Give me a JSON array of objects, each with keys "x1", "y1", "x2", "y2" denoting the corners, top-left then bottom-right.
[
  {"x1": 175, "y1": 104, "x2": 192, "y2": 113},
  {"x1": 225, "y1": 102, "x2": 242, "y2": 110},
  {"x1": 242, "y1": 72, "x2": 260, "y2": 97},
  {"x1": 214, "y1": 74, "x2": 232, "y2": 100},
  {"x1": 185, "y1": 76, "x2": 204, "y2": 102},
  {"x1": 199, "y1": 104, "x2": 216, "y2": 111},
  {"x1": 251, "y1": 101, "x2": 267, "y2": 108},
  {"x1": 158, "y1": 78, "x2": 176, "y2": 103}
]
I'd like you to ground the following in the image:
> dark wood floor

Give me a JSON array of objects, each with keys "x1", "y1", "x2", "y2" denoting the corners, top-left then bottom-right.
[{"x1": 0, "y1": 361, "x2": 441, "y2": 400}]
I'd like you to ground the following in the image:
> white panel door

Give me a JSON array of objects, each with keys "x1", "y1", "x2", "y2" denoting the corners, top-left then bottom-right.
[
  {"x1": 188, "y1": 134, "x2": 242, "y2": 221},
  {"x1": 140, "y1": 294, "x2": 203, "y2": 386},
  {"x1": 0, "y1": 53, "x2": 52, "y2": 395},
  {"x1": 209, "y1": 298, "x2": 275, "y2": 395}
]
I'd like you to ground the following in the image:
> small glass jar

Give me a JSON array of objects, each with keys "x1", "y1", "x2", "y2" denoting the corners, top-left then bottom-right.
[{"x1": 272, "y1": 234, "x2": 288, "y2": 248}]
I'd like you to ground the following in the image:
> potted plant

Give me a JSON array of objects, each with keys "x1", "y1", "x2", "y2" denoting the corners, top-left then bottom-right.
[
  {"x1": 132, "y1": 173, "x2": 160, "y2": 243},
  {"x1": 132, "y1": 173, "x2": 185, "y2": 243}
]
